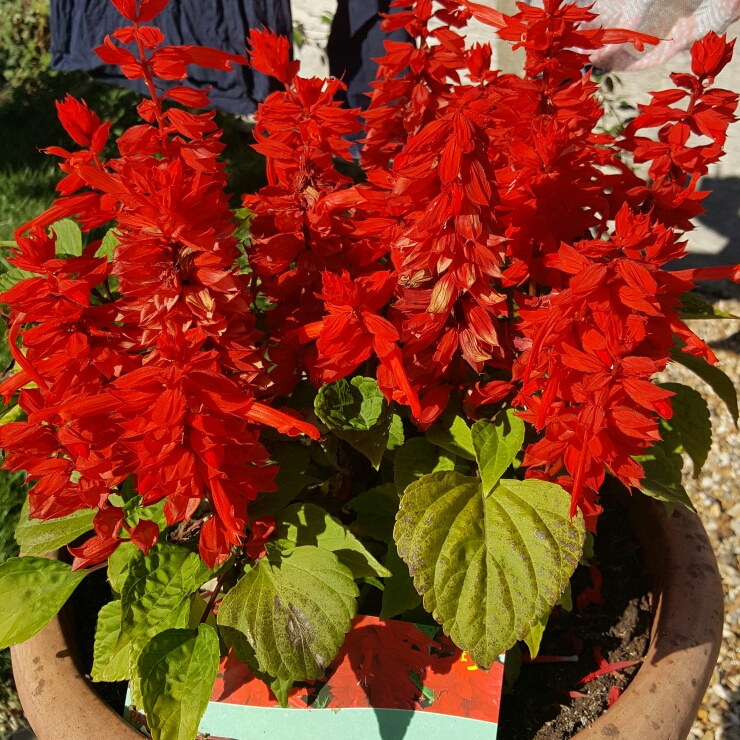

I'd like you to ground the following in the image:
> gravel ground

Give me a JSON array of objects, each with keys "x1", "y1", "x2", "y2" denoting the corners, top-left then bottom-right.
[{"x1": 658, "y1": 294, "x2": 740, "y2": 740}]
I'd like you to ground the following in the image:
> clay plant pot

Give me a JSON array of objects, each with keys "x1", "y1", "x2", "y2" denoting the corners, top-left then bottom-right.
[{"x1": 11, "y1": 492, "x2": 724, "y2": 740}]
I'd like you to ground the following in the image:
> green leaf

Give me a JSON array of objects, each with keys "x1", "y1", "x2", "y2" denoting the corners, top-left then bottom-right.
[
  {"x1": 315, "y1": 377, "x2": 392, "y2": 468},
  {"x1": 108, "y1": 541, "x2": 138, "y2": 593},
  {"x1": 269, "y1": 676, "x2": 294, "y2": 708},
  {"x1": 558, "y1": 581, "x2": 573, "y2": 612},
  {"x1": 395, "y1": 472, "x2": 584, "y2": 668},
  {"x1": 0, "y1": 265, "x2": 35, "y2": 295},
  {"x1": 14, "y1": 499, "x2": 94, "y2": 556},
  {"x1": 387, "y1": 414, "x2": 405, "y2": 451},
  {"x1": 659, "y1": 382, "x2": 712, "y2": 477},
  {"x1": 394, "y1": 437, "x2": 455, "y2": 494},
  {"x1": 95, "y1": 228, "x2": 119, "y2": 261},
  {"x1": 380, "y1": 542, "x2": 422, "y2": 620},
  {"x1": 217, "y1": 546, "x2": 358, "y2": 681},
  {"x1": 138, "y1": 625, "x2": 220, "y2": 740},
  {"x1": 677, "y1": 293, "x2": 738, "y2": 320},
  {"x1": 274, "y1": 503, "x2": 391, "y2": 579},
  {"x1": 523, "y1": 612, "x2": 548, "y2": 659},
  {"x1": 472, "y1": 409, "x2": 525, "y2": 494},
  {"x1": 425, "y1": 404, "x2": 476, "y2": 461},
  {"x1": 249, "y1": 445, "x2": 320, "y2": 520},
  {"x1": 636, "y1": 442, "x2": 695, "y2": 511},
  {"x1": 670, "y1": 346, "x2": 739, "y2": 424},
  {"x1": 51, "y1": 219, "x2": 83, "y2": 256},
  {"x1": 346, "y1": 484, "x2": 398, "y2": 543},
  {"x1": 91, "y1": 600, "x2": 130, "y2": 683},
  {"x1": 0, "y1": 557, "x2": 87, "y2": 649},
  {"x1": 0, "y1": 404, "x2": 23, "y2": 426},
  {"x1": 116, "y1": 544, "x2": 212, "y2": 658}
]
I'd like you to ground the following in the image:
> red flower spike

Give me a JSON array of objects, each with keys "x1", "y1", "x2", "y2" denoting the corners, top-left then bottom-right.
[
  {"x1": 248, "y1": 28, "x2": 299, "y2": 84},
  {"x1": 691, "y1": 32, "x2": 735, "y2": 80}
]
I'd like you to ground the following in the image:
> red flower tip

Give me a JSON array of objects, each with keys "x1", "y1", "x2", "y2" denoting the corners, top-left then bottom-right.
[
  {"x1": 130, "y1": 519, "x2": 160, "y2": 555},
  {"x1": 55, "y1": 95, "x2": 104, "y2": 150},
  {"x1": 691, "y1": 32, "x2": 736, "y2": 80},
  {"x1": 247, "y1": 28, "x2": 300, "y2": 85},
  {"x1": 245, "y1": 516, "x2": 276, "y2": 560}
]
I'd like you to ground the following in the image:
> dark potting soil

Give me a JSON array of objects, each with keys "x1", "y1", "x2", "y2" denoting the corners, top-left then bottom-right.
[
  {"x1": 498, "y1": 492, "x2": 653, "y2": 740},
  {"x1": 68, "y1": 490, "x2": 652, "y2": 736}
]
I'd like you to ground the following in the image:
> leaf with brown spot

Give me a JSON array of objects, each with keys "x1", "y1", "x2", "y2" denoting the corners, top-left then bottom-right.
[{"x1": 217, "y1": 546, "x2": 358, "y2": 681}]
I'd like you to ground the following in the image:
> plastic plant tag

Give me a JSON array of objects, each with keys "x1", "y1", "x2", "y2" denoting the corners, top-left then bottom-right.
[{"x1": 125, "y1": 615, "x2": 505, "y2": 740}]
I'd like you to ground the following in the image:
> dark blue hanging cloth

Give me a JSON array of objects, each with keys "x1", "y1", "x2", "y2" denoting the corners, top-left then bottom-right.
[
  {"x1": 50, "y1": 0, "x2": 292, "y2": 115},
  {"x1": 50, "y1": 0, "x2": 408, "y2": 114}
]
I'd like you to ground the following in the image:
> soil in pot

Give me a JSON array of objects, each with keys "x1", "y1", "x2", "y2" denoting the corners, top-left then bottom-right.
[
  {"x1": 498, "y1": 493, "x2": 653, "y2": 740},
  {"x1": 68, "y1": 492, "x2": 652, "y2": 738}
]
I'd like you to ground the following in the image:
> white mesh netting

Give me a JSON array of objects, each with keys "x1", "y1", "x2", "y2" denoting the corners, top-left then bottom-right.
[{"x1": 529, "y1": 0, "x2": 740, "y2": 69}]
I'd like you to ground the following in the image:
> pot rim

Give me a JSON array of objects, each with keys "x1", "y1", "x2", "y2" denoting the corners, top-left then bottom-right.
[{"x1": 11, "y1": 493, "x2": 724, "y2": 740}]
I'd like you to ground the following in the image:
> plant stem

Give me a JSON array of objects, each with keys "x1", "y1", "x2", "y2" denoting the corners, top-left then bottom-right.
[
  {"x1": 200, "y1": 566, "x2": 231, "y2": 625},
  {"x1": 86, "y1": 560, "x2": 109, "y2": 574}
]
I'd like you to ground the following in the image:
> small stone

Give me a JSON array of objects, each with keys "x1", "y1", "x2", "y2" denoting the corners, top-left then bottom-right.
[
  {"x1": 715, "y1": 684, "x2": 734, "y2": 702},
  {"x1": 709, "y1": 710, "x2": 725, "y2": 725}
]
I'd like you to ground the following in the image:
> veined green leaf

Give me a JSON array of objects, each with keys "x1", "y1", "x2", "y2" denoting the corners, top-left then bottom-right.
[
  {"x1": 138, "y1": 625, "x2": 220, "y2": 740},
  {"x1": 346, "y1": 483, "x2": 398, "y2": 544},
  {"x1": 0, "y1": 264, "x2": 35, "y2": 295},
  {"x1": 659, "y1": 382, "x2": 712, "y2": 477},
  {"x1": 91, "y1": 600, "x2": 130, "y2": 683},
  {"x1": 472, "y1": 409, "x2": 525, "y2": 494},
  {"x1": 395, "y1": 472, "x2": 584, "y2": 668},
  {"x1": 217, "y1": 546, "x2": 358, "y2": 681},
  {"x1": 387, "y1": 414, "x2": 405, "y2": 451},
  {"x1": 0, "y1": 557, "x2": 87, "y2": 649},
  {"x1": 51, "y1": 219, "x2": 83, "y2": 256},
  {"x1": 274, "y1": 502, "x2": 391, "y2": 579},
  {"x1": 108, "y1": 541, "x2": 138, "y2": 593},
  {"x1": 636, "y1": 442, "x2": 695, "y2": 511},
  {"x1": 394, "y1": 437, "x2": 455, "y2": 494},
  {"x1": 523, "y1": 612, "x2": 548, "y2": 659},
  {"x1": 670, "y1": 346, "x2": 738, "y2": 424},
  {"x1": 315, "y1": 377, "x2": 393, "y2": 468},
  {"x1": 14, "y1": 499, "x2": 95, "y2": 556},
  {"x1": 116, "y1": 544, "x2": 213, "y2": 658},
  {"x1": 380, "y1": 542, "x2": 421, "y2": 621},
  {"x1": 425, "y1": 404, "x2": 476, "y2": 461}
]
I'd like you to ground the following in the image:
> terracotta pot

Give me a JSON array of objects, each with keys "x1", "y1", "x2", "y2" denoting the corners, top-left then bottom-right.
[{"x1": 11, "y1": 493, "x2": 723, "y2": 740}]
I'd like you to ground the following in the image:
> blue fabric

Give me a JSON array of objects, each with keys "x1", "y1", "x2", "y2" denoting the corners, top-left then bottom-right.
[
  {"x1": 50, "y1": 0, "x2": 407, "y2": 114},
  {"x1": 50, "y1": 0, "x2": 292, "y2": 115}
]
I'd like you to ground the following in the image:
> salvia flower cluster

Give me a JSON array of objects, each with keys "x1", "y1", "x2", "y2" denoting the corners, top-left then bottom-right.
[{"x1": 0, "y1": 0, "x2": 738, "y2": 736}]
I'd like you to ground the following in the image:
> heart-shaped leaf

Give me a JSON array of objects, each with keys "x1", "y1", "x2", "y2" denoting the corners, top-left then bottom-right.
[{"x1": 395, "y1": 472, "x2": 584, "y2": 668}]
